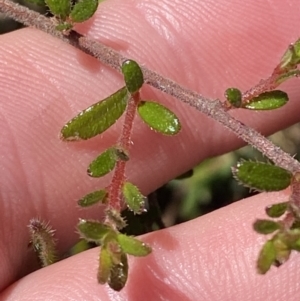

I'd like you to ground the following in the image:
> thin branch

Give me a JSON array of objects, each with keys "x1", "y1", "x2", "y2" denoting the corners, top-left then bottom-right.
[
  {"x1": 108, "y1": 93, "x2": 139, "y2": 213},
  {"x1": 1, "y1": 0, "x2": 300, "y2": 173}
]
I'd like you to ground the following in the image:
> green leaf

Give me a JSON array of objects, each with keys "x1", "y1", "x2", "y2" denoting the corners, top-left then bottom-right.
[
  {"x1": 279, "y1": 39, "x2": 300, "y2": 70},
  {"x1": 279, "y1": 229, "x2": 300, "y2": 252},
  {"x1": 77, "y1": 219, "x2": 111, "y2": 242},
  {"x1": 253, "y1": 219, "x2": 281, "y2": 234},
  {"x1": 275, "y1": 69, "x2": 300, "y2": 85},
  {"x1": 88, "y1": 148, "x2": 117, "y2": 177},
  {"x1": 61, "y1": 87, "x2": 128, "y2": 141},
  {"x1": 121, "y1": 60, "x2": 144, "y2": 94},
  {"x1": 233, "y1": 161, "x2": 292, "y2": 192},
  {"x1": 225, "y1": 87, "x2": 242, "y2": 108},
  {"x1": 98, "y1": 247, "x2": 113, "y2": 284},
  {"x1": 288, "y1": 228, "x2": 300, "y2": 252},
  {"x1": 122, "y1": 182, "x2": 146, "y2": 214},
  {"x1": 66, "y1": 239, "x2": 95, "y2": 256},
  {"x1": 291, "y1": 220, "x2": 300, "y2": 230},
  {"x1": 117, "y1": 234, "x2": 152, "y2": 256},
  {"x1": 45, "y1": 0, "x2": 71, "y2": 19},
  {"x1": 55, "y1": 23, "x2": 73, "y2": 31},
  {"x1": 272, "y1": 234, "x2": 291, "y2": 265},
  {"x1": 78, "y1": 189, "x2": 107, "y2": 207},
  {"x1": 108, "y1": 252, "x2": 128, "y2": 291},
  {"x1": 138, "y1": 101, "x2": 181, "y2": 135},
  {"x1": 292, "y1": 239, "x2": 300, "y2": 251},
  {"x1": 257, "y1": 240, "x2": 276, "y2": 274},
  {"x1": 243, "y1": 90, "x2": 288, "y2": 110},
  {"x1": 69, "y1": 0, "x2": 98, "y2": 23},
  {"x1": 265, "y1": 202, "x2": 288, "y2": 218}
]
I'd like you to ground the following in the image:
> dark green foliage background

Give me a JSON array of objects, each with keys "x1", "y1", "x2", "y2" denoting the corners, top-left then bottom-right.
[
  {"x1": 0, "y1": 1, "x2": 47, "y2": 34},
  {"x1": 155, "y1": 125, "x2": 300, "y2": 228}
]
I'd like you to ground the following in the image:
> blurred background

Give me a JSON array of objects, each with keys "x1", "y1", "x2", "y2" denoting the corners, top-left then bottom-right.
[
  {"x1": 2, "y1": 1, "x2": 300, "y2": 231},
  {"x1": 0, "y1": 0, "x2": 47, "y2": 34},
  {"x1": 159, "y1": 126, "x2": 300, "y2": 227}
]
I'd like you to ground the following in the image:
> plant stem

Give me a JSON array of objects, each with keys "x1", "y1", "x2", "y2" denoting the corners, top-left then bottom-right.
[
  {"x1": 108, "y1": 93, "x2": 139, "y2": 213},
  {"x1": 28, "y1": 218, "x2": 57, "y2": 267},
  {"x1": 290, "y1": 172, "x2": 300, "y2": 218},
  {"x1": 1, "y1": 0, "x2": 300, "y2": 173},
  {"x1": 242, "y1": 75, "x2": 276, "y2": 103}
]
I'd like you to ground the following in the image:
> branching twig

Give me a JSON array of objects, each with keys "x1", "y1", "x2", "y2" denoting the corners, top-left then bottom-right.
[{"x1": 1, "y1": 0, "x2": 300, "y2": 173}]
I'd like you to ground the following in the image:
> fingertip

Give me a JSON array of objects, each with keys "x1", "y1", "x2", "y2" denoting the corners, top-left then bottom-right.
[{"x1": 3, "y1": 191, "x2": 300, "y2": 301}]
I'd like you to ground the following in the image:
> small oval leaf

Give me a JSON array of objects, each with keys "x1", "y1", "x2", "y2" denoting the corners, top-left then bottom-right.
[
  {"x1": 78, "y1": 189, "x2": 107, "y2": 207},
  {"x1": 88, "y1": 148, "x2": 117, "y2": 177},
  {"x1": 77, "y1": 219, "x2": 111, "y2": 242},
  {"x1": 243, "y1": 90, "x2": 288, "y2": 110},
  {"x1": 253, "y1": 219, "x2": 281, "y2": 234},
  {"x1": 138, "y1": 101, "x2": 181, "y2": 135},
  {"x1": 257, "y1": 240, "x2": 276, "y2": 274},
  {"x1": 98, "y1": 247, "x2": 113, "y2": 285},
  {"x1": 122, "y1": 182, "x2": 146, "y2": 214},
  {"x1": 69, "y1": 0, "x2": 98, "y2": 23},
  {"x1": 265, "y1": 202, "x2": 288, "y2": 218},
  {"x1": 108, "y1": 252, "x2": 128, "y2": 291},
  {"x1": 121, "y1": 60, "x2": 144, "y2": 94},
  {"x1": 117, "y1": 234, "x2": 152, "y2": 256},
  {"x1": 61, "y1": 87, "x2": 128, "y2": 141},
  {"x1": 233, "y1": 161, "x2": 292, "y2": 192},
  {"x1": 45, "y1": 0, "x2": 71, "y2": 20},
  {"x1": 225, "y1": 87, "x2": 242, "y2": 108}
]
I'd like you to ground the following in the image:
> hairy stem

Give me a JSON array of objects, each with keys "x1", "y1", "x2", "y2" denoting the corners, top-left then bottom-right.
[
  {"x1": 242, "y1": 75, "x2": 276, "y2": 103},
  {"x1": 108, "y1": 93, "x2": 139, "y2": 213},
  {"x1": 1, "y1": 0, "x2": 300, "y2": 173},
  {"x1": 290, "y1": 172, "x2": 300, "y2": 218},
  {"x1": 28, "y1": 218, "x2": 57, "y2": 266}
]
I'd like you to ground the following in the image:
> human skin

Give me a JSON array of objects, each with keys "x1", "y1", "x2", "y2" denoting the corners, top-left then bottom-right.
[{"x1": 1, "y1": 0, "x2": 300, "y2": 300}]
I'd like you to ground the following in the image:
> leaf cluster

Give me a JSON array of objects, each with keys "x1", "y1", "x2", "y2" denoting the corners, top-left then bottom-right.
[
  {"x1": 226, "y1": 41, "x2": 300, "y2": 274},
  {"x1": 60, "y1": 59, "x2": 181, "y2": 290},
  {"x1": 26, "y1": 0, "x2": 100, "y2": 31},
  {"x1": 78, "y1": 219, "x2": 151, "y2": 290},
  {"x1": 15, "y1": 0, "x2": 300, "y2": 291},
  {"x1": 233, "y1": 159, "x2": 300, "y2": 274}
]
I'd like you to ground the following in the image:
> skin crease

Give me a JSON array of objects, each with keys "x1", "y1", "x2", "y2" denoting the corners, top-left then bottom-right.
[{"x1": 1, "y1": 0, "x2": 300, "y2": 299}]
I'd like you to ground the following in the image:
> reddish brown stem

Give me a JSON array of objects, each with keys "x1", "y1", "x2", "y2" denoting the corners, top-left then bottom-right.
[
  {"x1": 289, "y1": 172, "x2": 300, "y2": 218},
  {"x1": 281, "y1": 211, "x2": 295, "y2": 230},
  {"x1": 108, "y1": 160, "x2": 126, "y2": 213},
  {"x1": 241, "y1": 75, "x2": 277, "y2": 103},
  {"x1": 108, "y1": 93, "x2": 140, "y2": 212},
  {"x1": 241, "y1": 65, "x2": 291, "y2": 103}
]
